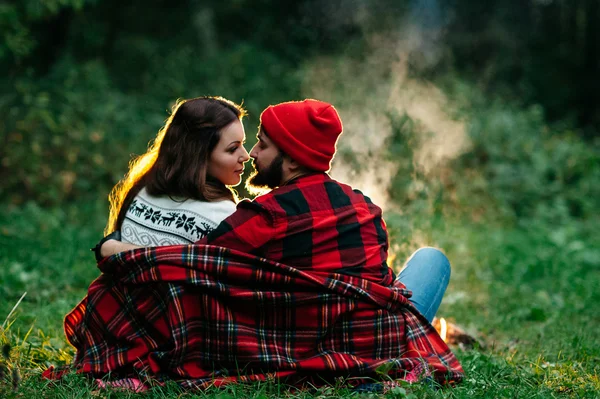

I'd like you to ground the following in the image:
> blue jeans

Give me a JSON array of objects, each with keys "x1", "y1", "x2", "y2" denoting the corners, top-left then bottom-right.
[{"x1": 397, "y1": 247, "x2": 451, "y2": 322}]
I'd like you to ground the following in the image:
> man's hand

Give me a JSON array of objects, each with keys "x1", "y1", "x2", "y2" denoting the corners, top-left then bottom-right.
[
  {"x1": 91, "y1": 231, "x2": 141, "y2": 262},
  {"x1": 100, "y1": 239, "x2": 141, "y2": 257}
]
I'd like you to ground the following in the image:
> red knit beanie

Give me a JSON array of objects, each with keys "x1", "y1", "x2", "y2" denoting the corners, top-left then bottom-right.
[{"x1": 259, "y1": 99, "x2": 343, "y2": 172}]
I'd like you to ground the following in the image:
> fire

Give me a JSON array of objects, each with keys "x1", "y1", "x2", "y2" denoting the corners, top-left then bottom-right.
[
  {"x1": 432, "y1": 316, "x2": 480, "y2": 348},
  {"x1": 439, "y1": 317, "x2": 447, "y2": 342}
]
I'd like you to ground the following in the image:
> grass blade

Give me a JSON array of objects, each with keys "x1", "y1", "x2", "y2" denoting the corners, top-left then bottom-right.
[{"x1": 2, "y1": 292, "x2": 27, "y2": 330}]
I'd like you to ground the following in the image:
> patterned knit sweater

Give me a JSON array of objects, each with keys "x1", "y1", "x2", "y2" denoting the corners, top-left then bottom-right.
[{"x1": 121, "y1": 187, "x2": 236, "y2": 246}]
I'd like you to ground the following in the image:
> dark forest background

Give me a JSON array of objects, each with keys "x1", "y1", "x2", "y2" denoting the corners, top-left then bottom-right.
[{"x1": 1, "y1": 0, "x2": 598, "y2": 207}]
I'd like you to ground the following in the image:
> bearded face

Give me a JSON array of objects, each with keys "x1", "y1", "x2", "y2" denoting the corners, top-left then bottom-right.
[{"x1": 246, "y1": 152, "x2": 284, "y2": 192}]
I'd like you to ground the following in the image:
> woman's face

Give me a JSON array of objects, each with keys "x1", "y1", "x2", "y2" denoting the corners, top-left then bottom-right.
[{"x1": 207, "y1": 119, "x2": 249, "y2": 186}]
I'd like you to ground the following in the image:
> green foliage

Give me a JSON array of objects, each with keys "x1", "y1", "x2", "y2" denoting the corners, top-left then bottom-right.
[
  {"x1": 0, "y1": 4, "x2": 35, "y2": 62},
  {"x1": 437, "y1": 0, "x2": 600, "y2": 133},
  {"x1": 0, "y1": 0, "x2": 98, "y2": 65},
  {"x1": 449, "y1": 90, "x2": 600, "y2": 226},
  {"x1": 1, "y1": 59, "x2": 136, "y2": 205}
]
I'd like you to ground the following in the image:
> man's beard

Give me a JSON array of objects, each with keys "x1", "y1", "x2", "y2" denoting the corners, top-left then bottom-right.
[{"x1": 246, "y1": 153, "x2": 284, "y2": 194}]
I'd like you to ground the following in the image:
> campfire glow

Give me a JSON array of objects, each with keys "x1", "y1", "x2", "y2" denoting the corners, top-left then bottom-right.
[
  {"x1": 432, "y1": 316, "x2": 480, "y2": 348},
  {"x1": 439, "y1": 317, "x2": 447, "y2": 342}
]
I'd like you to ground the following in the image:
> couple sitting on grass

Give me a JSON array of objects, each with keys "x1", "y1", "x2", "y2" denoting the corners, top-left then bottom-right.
[{"x1": 60, "y1": 97, "x2": 464, "y2": 391}]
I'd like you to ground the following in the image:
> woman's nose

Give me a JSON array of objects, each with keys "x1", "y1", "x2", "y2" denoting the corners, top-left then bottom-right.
[{"x1": 240, "y1": 147, "x2": 250, "y2": 162}]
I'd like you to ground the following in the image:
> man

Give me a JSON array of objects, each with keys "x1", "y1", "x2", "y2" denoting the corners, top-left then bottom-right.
[
  {"x1": 203, "y1": 99, "x2": 394, "y2": 286},
  {"x1": 85, "y1": 99, "x2": 462, "y2": 388}
]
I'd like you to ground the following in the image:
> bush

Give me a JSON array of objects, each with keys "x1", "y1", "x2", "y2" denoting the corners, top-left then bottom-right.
[
  {"x1": 0, "y1": 58, "x2": 144, "y2": 205},
  {"x1": 456, "y1": 98, "x2": 600, "y2": 224}
]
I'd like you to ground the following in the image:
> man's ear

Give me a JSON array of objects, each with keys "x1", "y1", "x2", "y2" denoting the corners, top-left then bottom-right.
[{"x1": 282, "y1": 154, "x2": 302, "y2": 172}]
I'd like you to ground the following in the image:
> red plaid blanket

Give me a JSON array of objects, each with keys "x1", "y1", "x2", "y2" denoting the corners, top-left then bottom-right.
[{"x1": 64, "y1": 244, "x2": 463, "y2": 388}]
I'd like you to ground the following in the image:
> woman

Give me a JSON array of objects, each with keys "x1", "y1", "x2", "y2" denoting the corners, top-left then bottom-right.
[{"x1": 102, "y1": 96, "x2": 249, "y2": 249}]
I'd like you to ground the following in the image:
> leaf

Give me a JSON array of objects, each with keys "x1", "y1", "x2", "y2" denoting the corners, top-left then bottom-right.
[{"x1": 375, "y1": 361, "x2": 395, "y2": 376}]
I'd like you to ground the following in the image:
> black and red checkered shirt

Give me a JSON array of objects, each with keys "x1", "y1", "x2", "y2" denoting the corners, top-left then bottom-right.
[{"x1": 204, "y1": 173, "x2": 395, "y2": 286}]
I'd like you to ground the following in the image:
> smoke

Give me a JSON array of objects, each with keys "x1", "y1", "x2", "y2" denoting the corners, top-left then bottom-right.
[{"x1": 300, "y1": 12, "x2": 470, "y2": 212}]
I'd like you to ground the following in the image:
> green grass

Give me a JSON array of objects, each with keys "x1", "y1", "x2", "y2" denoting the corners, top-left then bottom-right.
[{"x1": 1, "y1": 197, "x2": 599, "y2": 398}]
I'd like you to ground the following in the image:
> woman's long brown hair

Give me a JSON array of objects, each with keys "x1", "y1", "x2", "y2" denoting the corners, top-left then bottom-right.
[{"x1": 105, "y1": 96, "x2": 246, "y2": 234}]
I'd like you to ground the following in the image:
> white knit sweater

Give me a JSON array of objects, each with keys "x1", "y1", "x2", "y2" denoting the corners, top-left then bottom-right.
[{"x1": 121, "y1": 187, "x2": 236, "y2": 246}]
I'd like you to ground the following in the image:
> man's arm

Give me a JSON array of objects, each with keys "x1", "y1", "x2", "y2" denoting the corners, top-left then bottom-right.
[
  {"x1": 100, "y1": 239, "x2": 141, "y2": 257},
  {"x1": 201, "y1": 201, "x2": 275, "y2": 254},
  {"x1": 93, "y1": 230, "x2": 140, "y2": 260},
  {"x1": 99, "y1": 201, "x2": 274, "y2": 258}
]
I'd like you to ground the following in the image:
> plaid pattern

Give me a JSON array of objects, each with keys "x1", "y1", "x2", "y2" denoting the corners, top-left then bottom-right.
[
  {"x1": 205, "y1": 174, "x2": 394, "y2": 286},
  {"x1": 64, "y1": 245, "x2": 463, "y2": 389}
]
